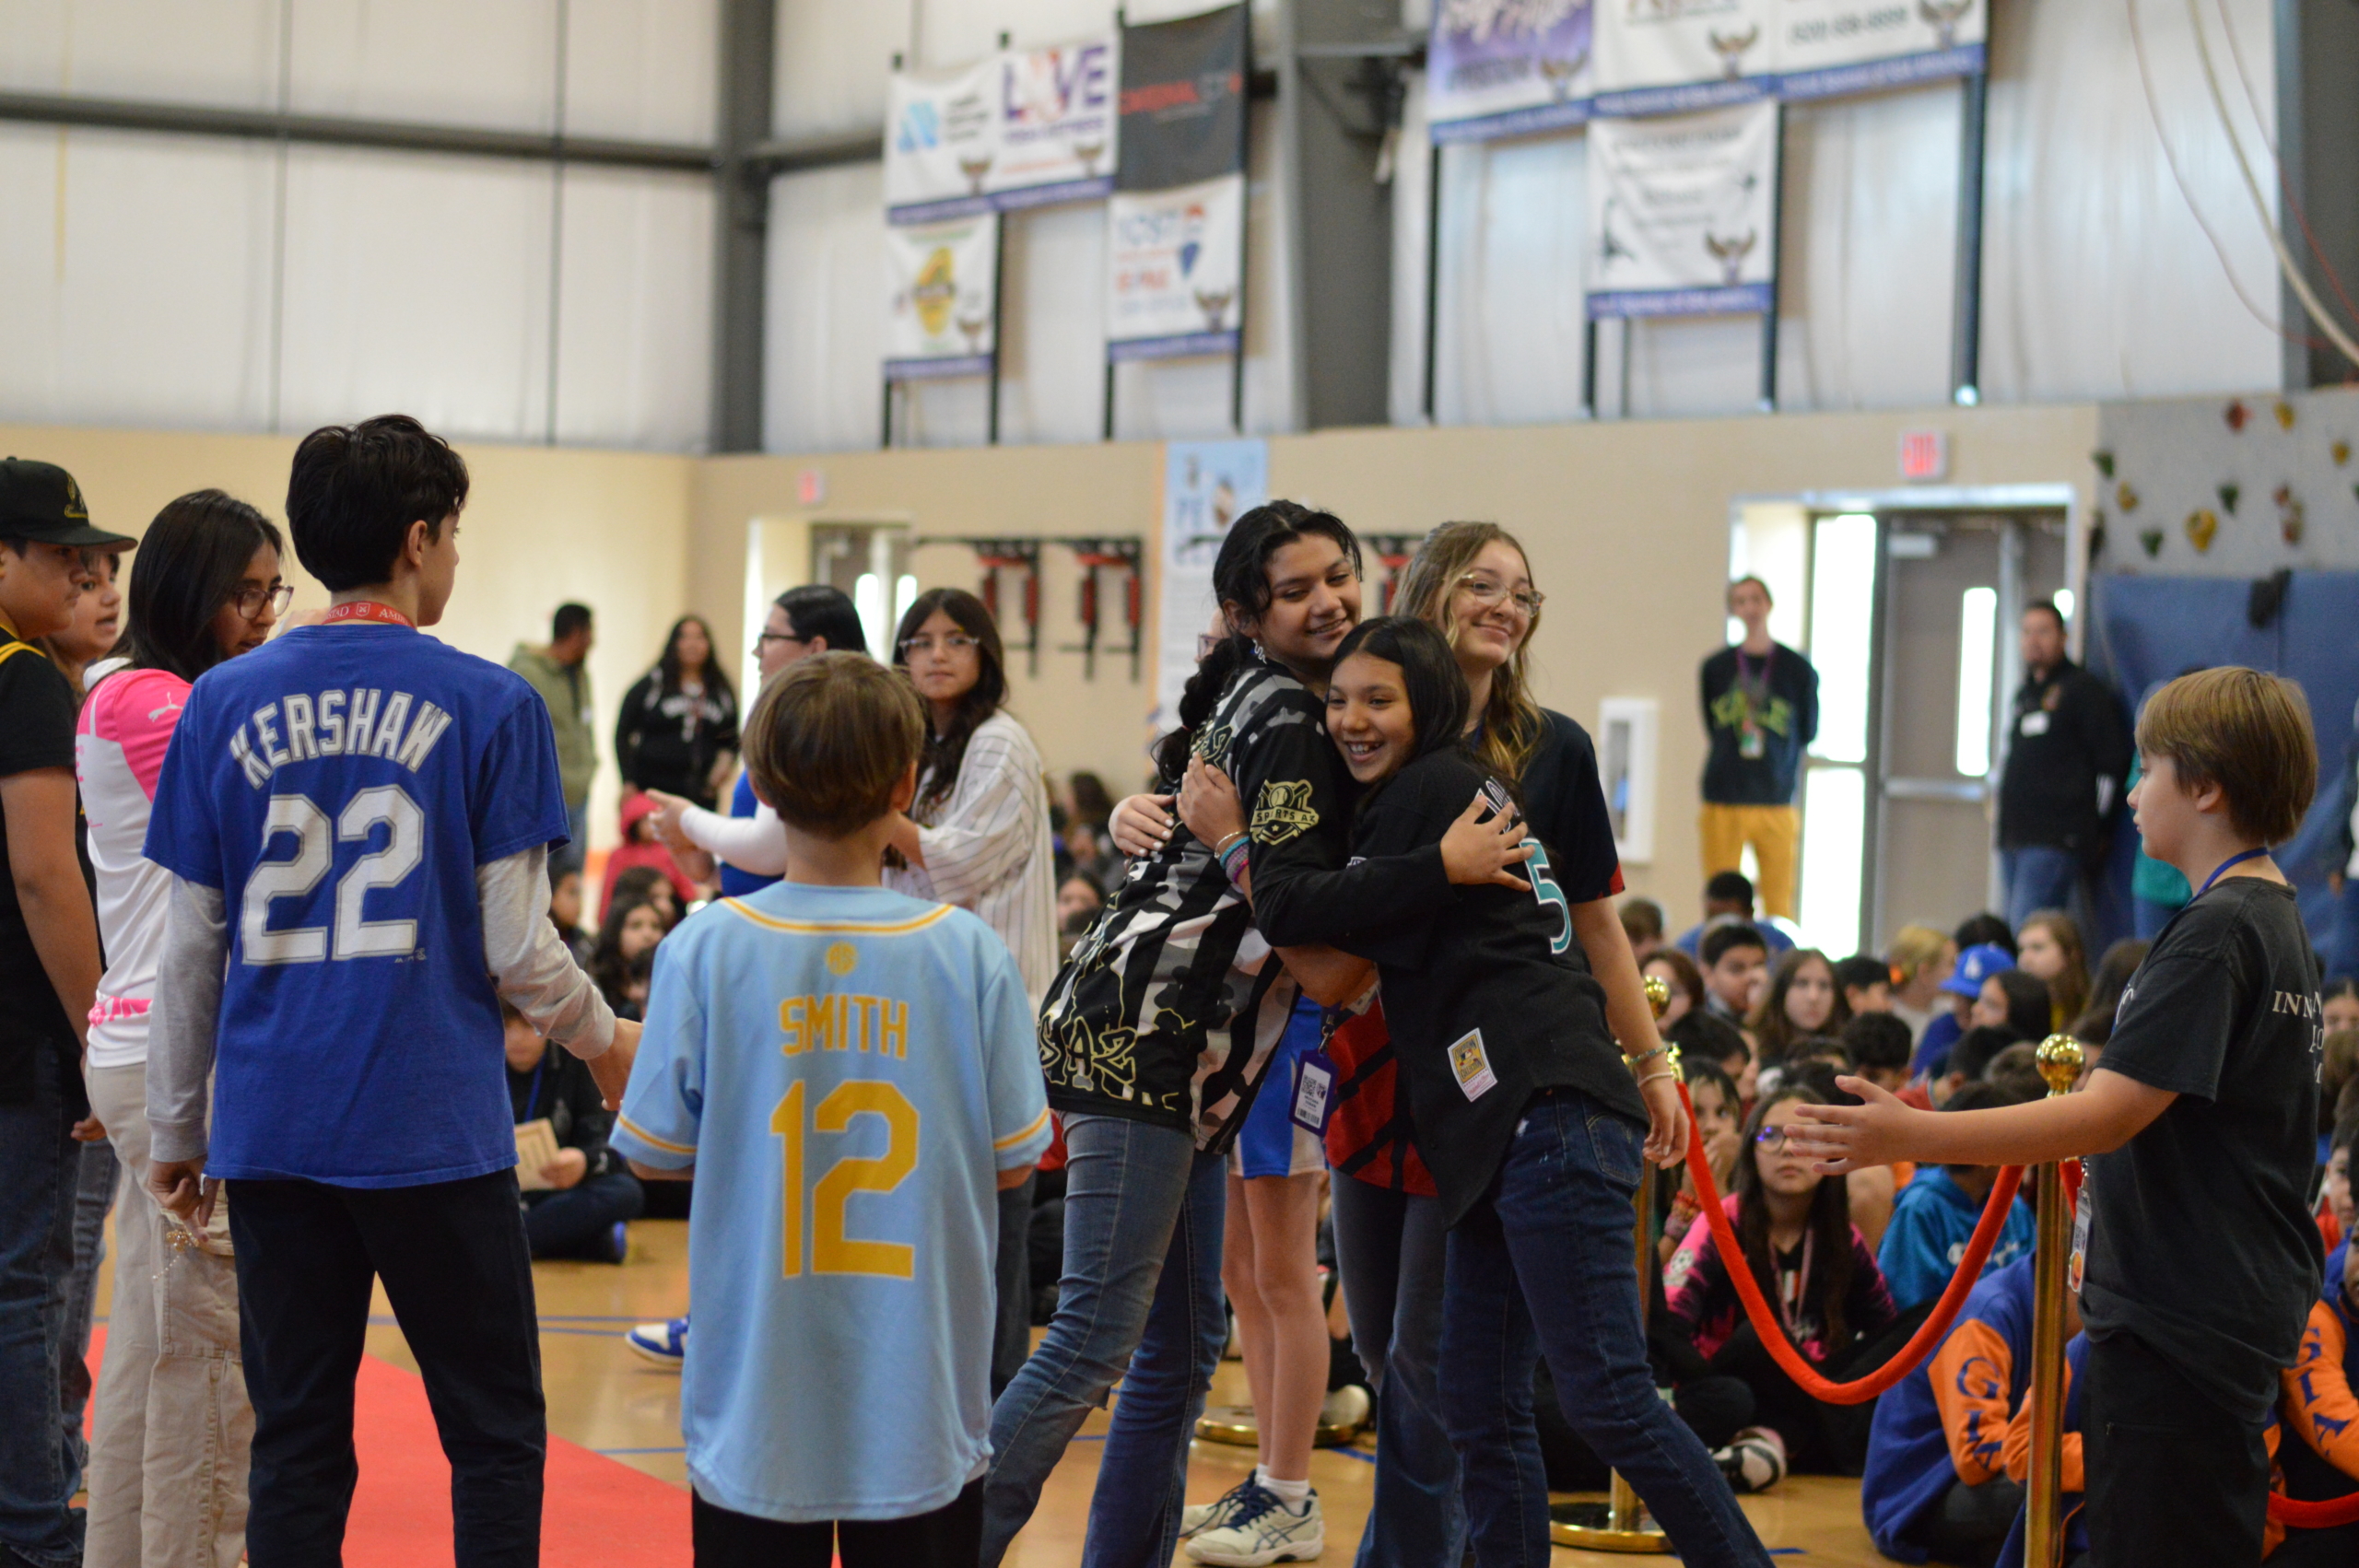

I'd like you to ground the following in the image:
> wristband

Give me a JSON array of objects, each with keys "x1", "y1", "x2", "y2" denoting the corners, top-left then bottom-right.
[
  {"x1": 1220, "y1": 835, "x2": 1252, "y2": 884},
  {"x1": 1625, "y1": 1041, "x2": 1678, "y2": 1068},
  {"x1": 1637, "y1": 1068, "x2": 1680, "y2": 1089}
]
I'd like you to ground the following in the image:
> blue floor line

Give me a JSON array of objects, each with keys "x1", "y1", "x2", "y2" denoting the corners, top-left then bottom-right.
[{"x1": 1330, "y1": 1445, "x2": 1378, "y2": 1465}]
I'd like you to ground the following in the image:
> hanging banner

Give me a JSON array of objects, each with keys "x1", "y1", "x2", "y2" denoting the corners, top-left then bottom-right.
[
  {"x1": 1771, "y1": 0, "x2": 1984, "y2": 99},
  {"x1": 883, "y1": 214, "x2": 999, "y2": 380},
  {"x1": 1106, "y1": 173, "x2": 1245, "y2": 361},
  {"x1": 1426, "y1": 0, "x2": 1594, "y2": 144},
  {"x1": 1586, "y1": 99, "x2": 1778, "y2": 319},
  {"x1": 885, "y1": 58, "x2": 1002, "y2": 224},
  {"x1": 1591, "y1": 0, "x2": 1774, "y2": 117},
  {"x1": 987, "y1": 38, "x2": 1120, "y2": 209},
  {"x1": 1156, "y1": 439, "x2": 1270, "y2": 730},
  {"x1": 1116, "y1": 4, "x2": 1249, "y2": 193}
]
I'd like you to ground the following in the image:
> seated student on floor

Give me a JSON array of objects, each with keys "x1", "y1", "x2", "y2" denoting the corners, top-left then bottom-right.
[
  {"x1": 1876, "y1": 1082, "x2": 2036, "y2": 1314},
  {"x1": 1664, "y1": 1085, "x2": 1903, "y2": 1490},
  {"x1": 1928, "y1": 1024, "x2": 2027, "y2": 1108},
  {"x1": 2272, "y1": 1217, "x2": 2359, "y2": 1565},
  {"x1": 503, "y1": 1000, "x2": 645, "y2": 1263},
  {"x1": 1995, "y1": 1333, "x2": 2094, "y2": 1568},
  {"x1": 1913, "y1": 943, "x2": 2014, "y2": 1082},
  {"x1": 611, "y1": 654, "x2": 1051, "y2": 1568},
  {"x1": 1837, "y1": 954, "x2": 1895, "y2": 1019},
  {"x1": 1702, "y1": 922, "x2": 1772, "y2": 1028},
  {"x1": 1673, "y1": 1010, "x2": 1757, "y2": 1107},
  {"x1": 1860, "y1": 1249, "x2": 2076, "y2": 1568},
  {"x1": 1841, "y1": 1012, "x2": 1916, "y2": 1096}
]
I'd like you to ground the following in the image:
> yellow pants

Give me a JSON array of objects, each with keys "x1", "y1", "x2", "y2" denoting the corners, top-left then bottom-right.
[{"x1": 1699, "y1": 803, "x2": 1801, "y2": 922}]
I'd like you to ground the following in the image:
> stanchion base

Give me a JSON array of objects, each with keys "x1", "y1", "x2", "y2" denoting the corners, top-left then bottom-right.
[
  {"x1": 1549, "y1": 1496, "x2": 1672, "y2": 1554},
  {"x1": 1192, "y1": 1404, "x2": 1366, "y2": 1448}
]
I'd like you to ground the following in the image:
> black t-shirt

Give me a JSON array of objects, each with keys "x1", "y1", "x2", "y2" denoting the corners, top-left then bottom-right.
[
  {"x1": 508, "y1": 1043, "x2": 621, "y2": 1178},
  {"x1": 615, "y1": 672, "x2": 740, "y2": 808},
  {"x1": 1698, "y1": 642, "x2": 1818, "y2": 806},
  {"x1": 1508, "y1": 708, "x2": 1625, "y2": 906},
  {"x1": 0, "y1": 635, "x2": 82, "y2": 1101},
  {"x1": 1995, "y1": 659, "x2": 2130, "y2": 854},
  {"x1": 2081, "y1": 877, "x2": 2323, "y2": 1422},
  {"x1": 1259, "y1": 747, "x2": 1646, "y2": 1225}
]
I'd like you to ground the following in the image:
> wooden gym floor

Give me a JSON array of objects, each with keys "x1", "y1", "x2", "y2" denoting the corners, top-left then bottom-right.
[{"x1": 351, "y1": 1218, "x2": 1890, "y2": 1566}]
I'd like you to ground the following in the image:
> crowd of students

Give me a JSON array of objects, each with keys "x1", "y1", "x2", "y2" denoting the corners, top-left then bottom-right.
[{"x1": 2, "y1": 423, "x2": 2353, "y2": 1568}]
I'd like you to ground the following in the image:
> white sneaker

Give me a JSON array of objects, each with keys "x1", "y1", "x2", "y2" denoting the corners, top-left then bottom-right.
[
  {"x1": 1186, "y1": 1487, "x2": 1323, "y2": 1565},
  {"x1": 625, "y1": 1316, "x2": 687, "y2": 1369},
  {"x1": 1181, "y1": 1477, "x2": 1263, "y2": 1539}
]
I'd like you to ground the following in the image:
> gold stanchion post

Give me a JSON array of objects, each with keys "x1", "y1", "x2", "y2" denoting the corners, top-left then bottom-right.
[
  {"x1": 1551, "y1": 976, "x2": 1677, "y2": 1553},
  {"x1": 2024, "y1": 1035, "x2": 2085, "y2": 1568}
]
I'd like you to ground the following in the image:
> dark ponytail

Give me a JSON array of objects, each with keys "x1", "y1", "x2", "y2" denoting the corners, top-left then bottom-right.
[{"x1": 1152, "y1": 500, "x2": 1361, "y2": 780}]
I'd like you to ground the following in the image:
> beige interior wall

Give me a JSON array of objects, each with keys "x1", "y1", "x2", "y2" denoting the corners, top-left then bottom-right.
[
  {"x1": 0, "y1": 422, "x2": 696, "y2": 850},
  {"x1": 14, "y1": 401, "x2": 2100, "y2": 919}
]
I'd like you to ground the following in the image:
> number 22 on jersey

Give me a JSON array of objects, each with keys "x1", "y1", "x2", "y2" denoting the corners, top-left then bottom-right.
[{"x1": 773, "y1": 1079, "x2": 922, "y2": 1280}]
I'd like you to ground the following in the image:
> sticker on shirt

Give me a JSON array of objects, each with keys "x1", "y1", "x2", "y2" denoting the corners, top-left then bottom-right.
[
  {"x1": 1252, "y1": 779, "x2": 1320, "y2": 846},
  {"x1": 2068, "y1": 1176, "x2": 2091, "y2": 1295},
  {"x1": 1291, "y1": 1049, "x2": 1337, "y2": 1135},
  {"x1": 2019, "y1": 710, "x2": 2050, "y2": 737},
  {"x1": 1448, "y1": 1028, "x2": 1499, "y2": 1101}
]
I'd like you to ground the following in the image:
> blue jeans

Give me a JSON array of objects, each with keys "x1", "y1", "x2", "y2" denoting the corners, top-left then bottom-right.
[
  {"x1": 983, "y1": 1115, "x2": 1227, "y2": 1568},
  {"x1": 2002, "y1": 845, "x2": 2082, "y2": 930},
  {"x1": 0, "y1": 1041, "x2": 88, "y2": 1568},
  {"x1": 1328, "y1": 1174, "x2": 1464, "y2": 1568},
  {"x1": 1442, "y1": 1092, "x2": 1772, "y2": 1568},
  {"x1": 60, "y1": 1134, "x2": 119, "y2": 1491}
]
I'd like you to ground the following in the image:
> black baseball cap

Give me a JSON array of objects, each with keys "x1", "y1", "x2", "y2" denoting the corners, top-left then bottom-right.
[{"x1": 0, "y1": 459, "x2": 135, "y2": 548}]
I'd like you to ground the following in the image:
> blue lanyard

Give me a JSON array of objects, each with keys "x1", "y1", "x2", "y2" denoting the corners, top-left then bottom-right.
[
  {"x1": 2198, "y1": 847, "x2": 2269, "y2": 896},
  {"x1": 522, "y1": 1055, "x2": 547, "y2": 1120}
]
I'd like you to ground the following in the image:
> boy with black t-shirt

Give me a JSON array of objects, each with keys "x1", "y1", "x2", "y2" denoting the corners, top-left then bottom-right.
[
  {"x1": 0, "y1": 459, "x2": 131, "y2": 1568},
  {"x1": 1792, "y1": 666, "x2": 2326, "y2": 1566}
]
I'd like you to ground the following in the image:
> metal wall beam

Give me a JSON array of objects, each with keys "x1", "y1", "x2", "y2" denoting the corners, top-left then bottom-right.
[
  {"x1": 0, "y1": 88, "x2": 711, "y2": 171},
  {"x1": 710, "y1": 0, "x2": 777, "y2": 453},
  {"x1": 2275, "y1": 0, "x2": 2359, "y2": 389}
]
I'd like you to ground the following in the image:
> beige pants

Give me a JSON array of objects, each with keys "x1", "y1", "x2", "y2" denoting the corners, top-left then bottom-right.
[
  {"x1": 85, "y1": 1064, "x2": 252, "y2": 1568},
  {"x1": 1698, "y1": 803, "x2": 1802, "y2": 923}
]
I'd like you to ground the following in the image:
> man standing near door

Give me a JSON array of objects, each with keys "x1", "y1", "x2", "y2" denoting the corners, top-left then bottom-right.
[
  {"x1": 1996, "y1": 599, "x2": 2130, "y2": 930},
  {"x1": 1698, "y1": 575, "x2": 1818, "y2": 924},
  {"x1": 511, "y1": 602, "x2": 597, "y2": 883}
]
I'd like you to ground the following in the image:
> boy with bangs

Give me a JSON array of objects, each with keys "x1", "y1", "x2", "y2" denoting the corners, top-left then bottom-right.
[
  {"x1": 612, "y1": 653, "x2": 1050, "y2": 1568},
  {"x1": 1792, "y1": 666, "x2": 2327, "y2": 1566}
]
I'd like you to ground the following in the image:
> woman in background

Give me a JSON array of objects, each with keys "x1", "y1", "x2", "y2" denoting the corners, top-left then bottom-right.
[
  {"x1": 2013, "y1": 908, "x2": 2089, "y2": 1031},
  {"x1": 616, "y1": 614, "x2": 738, "y2": 809}
]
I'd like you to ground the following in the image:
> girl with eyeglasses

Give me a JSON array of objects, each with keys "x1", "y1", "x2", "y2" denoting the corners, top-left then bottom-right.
[
  {"x1": 72, "y1": 489, "x2": 286, "y2": 1567},
  {"x1": 1663, "y1": 1085, "x2": 1900, "y2": 1490},
  {"x1": 884, "y1": 587, "x2": 1057, "y2": 1402}
]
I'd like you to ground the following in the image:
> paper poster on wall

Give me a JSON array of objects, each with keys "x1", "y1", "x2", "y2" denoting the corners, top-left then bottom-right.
[
  {"x1": 1105, "y1": 173, "x2": 1245, "y2": 361},
  {"x1": 883, "y1": 214, "x2": 999, "y2": 380},
  {"x1": 987, "y1": 38, "x2": 1120, "y2": 209},
  {"x1": 1426, "y1": 0, "x2": 1594, "y2": 144},
  {"x1": 1591, "y1": 0, "x2": 1775, "y2": 117},
  {"x1": 1156, "y1": 439, "x2": 1270, "y2": 731},
  {"x1": 1771, "y1": 0, "x2": 1984, "y2": 99},
  {"x1": 1586, "y1": 99, "x2": 1778, "y2": 319},
  {"x1": 886, "y1": 57, "x2": 1002, "y2": 223},
  {"x1": 1116, "y1": 4, "x2": 1249, "y2": 193}
]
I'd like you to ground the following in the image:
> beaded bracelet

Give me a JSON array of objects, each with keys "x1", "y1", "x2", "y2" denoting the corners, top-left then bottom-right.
[
  {"x1": 1624, "y1": 1041, "x2": 1676, "y2": 1067},
  {"x1": 1220, "y1": 835, "x2": 1252, "y2": 884}
]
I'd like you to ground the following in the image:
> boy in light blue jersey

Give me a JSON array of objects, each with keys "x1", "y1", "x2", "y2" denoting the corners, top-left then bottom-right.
[{"x1": 613, "y1": 652, "x2": 1050, "y2": 1568}]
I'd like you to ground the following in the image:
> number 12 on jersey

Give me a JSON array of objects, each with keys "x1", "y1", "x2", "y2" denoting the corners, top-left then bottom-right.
[{"x1": 773, "y1": 1078, "x2": 922, "y2": 1280}]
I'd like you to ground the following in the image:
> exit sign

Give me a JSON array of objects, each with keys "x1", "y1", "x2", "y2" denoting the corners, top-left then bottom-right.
[{"x1": 1899, "y1": 430, "x2": 1949, "y2": 482}]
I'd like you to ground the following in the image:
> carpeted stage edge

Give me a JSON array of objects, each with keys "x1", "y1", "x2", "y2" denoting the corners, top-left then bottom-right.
[{"x1": 88, "y1": 1329, "x2": 691, "y2": 1567}]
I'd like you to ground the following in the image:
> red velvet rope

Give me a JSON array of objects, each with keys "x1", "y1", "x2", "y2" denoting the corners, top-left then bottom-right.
[
  {"x1": 1674, "y1": 1082, "x2": 2024, "y2": 1406},
  {"x1": 2270, "y1": 1491, "x2": 2359, "y2": 1528}
]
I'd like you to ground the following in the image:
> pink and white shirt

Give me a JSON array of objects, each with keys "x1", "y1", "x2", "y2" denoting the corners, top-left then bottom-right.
[{"x1": 75, "y1": 661, "x2": 189, "y2": 1071}]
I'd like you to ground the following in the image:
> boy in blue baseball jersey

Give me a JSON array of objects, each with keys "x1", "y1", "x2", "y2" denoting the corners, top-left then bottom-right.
[
  {"x1": 144, "y1": 416, "x2": 638, "y2": 1568},
  {"x1": 613, "y1": 652, "x2": 1050, "y2": 1568}
]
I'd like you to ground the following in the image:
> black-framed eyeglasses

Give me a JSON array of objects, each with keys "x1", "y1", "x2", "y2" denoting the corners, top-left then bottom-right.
[
  {"x1": 753, "y1": 630, "x2": 805, "y2": 654},
  {"x1": 899, "y1": 633, "x2": 979, "y2": 657},
  {"x1": 1754, "y1": 1126, "x2": 1801, "y2": 1150},
  {"x1": 233, "y1": 583, "x2": 294, "y2": 621}
]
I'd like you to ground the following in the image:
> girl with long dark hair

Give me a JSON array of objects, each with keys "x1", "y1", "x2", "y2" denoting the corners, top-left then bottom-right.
[
  {"x1": 984, "y1": 501, "x2": 1381, "y2": 1567},
  {"x1": 885, "y1": 587, "x2": 1057, "y2": 1402},
  {"x1": 1664, "y1": 1086, "x2": 1900, "y2": 1483},
  {"x1": 74, "y1": 489, "x2": 287, "y2": 1567},
  {"x1": 1748, "y1": 948, "x2": 1848, "y2": 1071},
  {"x1": 616, "y1": 614, "x2": 738, "y2": 808},
  {"x1": 1191, "y1": 615, "x2": 1763, "y2": 1566}
]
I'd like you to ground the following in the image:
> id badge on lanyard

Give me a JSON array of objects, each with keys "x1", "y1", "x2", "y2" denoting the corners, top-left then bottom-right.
[{"x1": 1291, "y1": 1049, "x2": 1338, "y2": 1135}]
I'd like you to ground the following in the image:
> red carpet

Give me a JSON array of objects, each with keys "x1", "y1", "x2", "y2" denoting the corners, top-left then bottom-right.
[{"x1": 87, "y1": 1328, "x2": 692, "y2": 1567}]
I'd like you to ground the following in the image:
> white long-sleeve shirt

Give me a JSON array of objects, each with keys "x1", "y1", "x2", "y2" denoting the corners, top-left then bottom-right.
[{"x1": 885, "y1": 711, "x2": 1058, "y2": 1005}]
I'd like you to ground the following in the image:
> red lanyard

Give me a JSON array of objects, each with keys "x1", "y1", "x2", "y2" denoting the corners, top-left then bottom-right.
[{"x1": 322, "y1": 601, "x2": 415, "y2": 629}]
